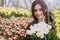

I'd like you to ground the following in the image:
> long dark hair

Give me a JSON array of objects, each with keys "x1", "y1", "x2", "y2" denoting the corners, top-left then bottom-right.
[
  {"x1": 31, "y1": 0, "x2": 48, "y2": 23},
  {"x1": 26, "y1": 0, "x2": 49, "y2": 30}
]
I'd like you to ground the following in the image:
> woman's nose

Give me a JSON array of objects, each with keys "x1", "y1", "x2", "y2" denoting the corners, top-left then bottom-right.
[{"x1": 37, "y1": 11, "x2": 40, "y2": 14}]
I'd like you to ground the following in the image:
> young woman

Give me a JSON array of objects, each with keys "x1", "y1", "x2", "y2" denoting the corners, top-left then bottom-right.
[
  {"x1": 25, "y1": 0, "x2": 52, "y2": 40},
  {"x1": 27, "y1": 0, "x2": 49, "y2": 29}
]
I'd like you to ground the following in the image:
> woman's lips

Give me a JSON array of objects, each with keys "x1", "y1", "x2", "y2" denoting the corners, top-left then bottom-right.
[{"x1": 36, "y1": 14, "x2": 41, "y2": 17}]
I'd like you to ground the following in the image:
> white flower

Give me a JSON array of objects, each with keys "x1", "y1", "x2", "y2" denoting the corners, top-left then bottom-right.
[
  {"x1": 26, "y1": 21, "x2": 52, "y2": 38},
  {"x1": 26, "y1": 25, "x2": 37, "y2": 35},
  {"x1": 40, "y1": 34, "x2": 44, "y2": 38},
  {"x1": 36, "y1": 32, "x2": 40, "y2": 37},
  {"x1": 26, "y1": 30, "x2": 34, "y2": 35},
  {"x1": 36, "y1": 32, "x2": 44, "y2": 38},
  {"x1": 30, "y1": 25, "x2": 36, "y2": 33},
  {"x1": 57, "y1": 34, "x2": 60, "y2": 38},
  {"x1": 44, "y1": 28, "x2": 49, "y2": 34},
  {"x1": 47, "y1": 25, "x2": 52, "y2": 30},
  {"x1": 30, "y1": 25, "x2": 34, "y2": 30}
]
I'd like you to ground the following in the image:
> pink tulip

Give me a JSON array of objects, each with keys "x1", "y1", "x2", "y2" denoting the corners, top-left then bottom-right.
[
  {"x1": 0, "y1": 36, "x2": 5, "y2": 40},
  {"x1": 12, "y1": 37, "x2": 17, "y2": 40},
  {"x1": 8, "y1": 25, "x2": 12, "y2": 29},
  {"x1": 0, "y1": 31, "x2": 2, "y2": 34},
  {"x1": 0, "y1": 24, "x2": 3, "y2": 28},
  {"x1": 17, "y1": 29, "x2": 25, "y2": 36},
  {"x1": 19, "y1": 33, "x2": 26, "y2": 37},
  {"x1": 14, "y1": 25, "x2": 20, "y2": 31},
  {"x1": 8, "y1": 38, "x2": 13, "y2": 40},
  {"x1": 6, "y1": 31, "x2": 12, "y2": 36},
  {"x1": 10, "y1": 29, "x2": 15, "y2": 33},
  {"x1": 24, "y1": 24, "x2": 28, "y2": 29}
]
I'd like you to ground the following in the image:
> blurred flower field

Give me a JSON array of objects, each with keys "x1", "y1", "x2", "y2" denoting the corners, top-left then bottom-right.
[
  {"x1": 0, "y1": 6, "x2": 60, "y2": 40},
  {"x1": 0, "y1": 6, "x2": 32, "y2": 18},
  {"x1": 51, "y1": 10, "x2": 60, "y2": 40},
  {"x1": 0, "y1": 6, "x2": 33, "y2": 40}
]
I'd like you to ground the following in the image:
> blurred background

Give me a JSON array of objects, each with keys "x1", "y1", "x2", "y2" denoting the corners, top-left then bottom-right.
[
  {"x1": 0, "y1": 0, "x2": 60, "y2": 40},
  {"x1": 0, "y1": 0, "x2": 60, "y2": 11}
]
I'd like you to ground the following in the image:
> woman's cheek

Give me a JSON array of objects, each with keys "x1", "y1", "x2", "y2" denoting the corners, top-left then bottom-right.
[{"x1": 40, "y1": 15, "x2": 44, "y2": 20}]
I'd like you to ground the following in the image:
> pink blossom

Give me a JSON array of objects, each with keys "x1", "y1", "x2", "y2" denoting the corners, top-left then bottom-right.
[
  {"x1": 8, "y1": 38, "x2": 13, "y2": 40},
  {"x1": 12, "y1": 37, "x2": 17, "y2": 40},
  {"x1": 0, "y1": 24, "x2": 3, "y2": 28}
]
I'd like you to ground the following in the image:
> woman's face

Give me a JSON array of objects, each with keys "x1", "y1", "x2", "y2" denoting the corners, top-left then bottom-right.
[{"x1": 34, "y1": 4, "x2": 44, "y2": 21}]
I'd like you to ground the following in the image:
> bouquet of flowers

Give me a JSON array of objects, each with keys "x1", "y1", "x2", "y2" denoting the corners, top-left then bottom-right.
[{"x1": 26, "y1": 21, "x2": 52, "y2": 40}]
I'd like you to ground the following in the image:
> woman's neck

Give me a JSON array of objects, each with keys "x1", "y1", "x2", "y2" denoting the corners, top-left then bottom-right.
[{"x1": 38, "y1": 19, "x2": 44, "y2": 23}]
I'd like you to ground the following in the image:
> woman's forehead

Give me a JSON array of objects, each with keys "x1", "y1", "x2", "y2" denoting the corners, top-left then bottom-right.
[{"x1": 34, "y1": 4, "x2": 42, "y2": 9}]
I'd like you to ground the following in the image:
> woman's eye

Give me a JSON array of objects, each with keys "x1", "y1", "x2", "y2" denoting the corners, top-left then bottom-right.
[{"x1": 34, "y1": 10, "x2": 37, "y2": 12}]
